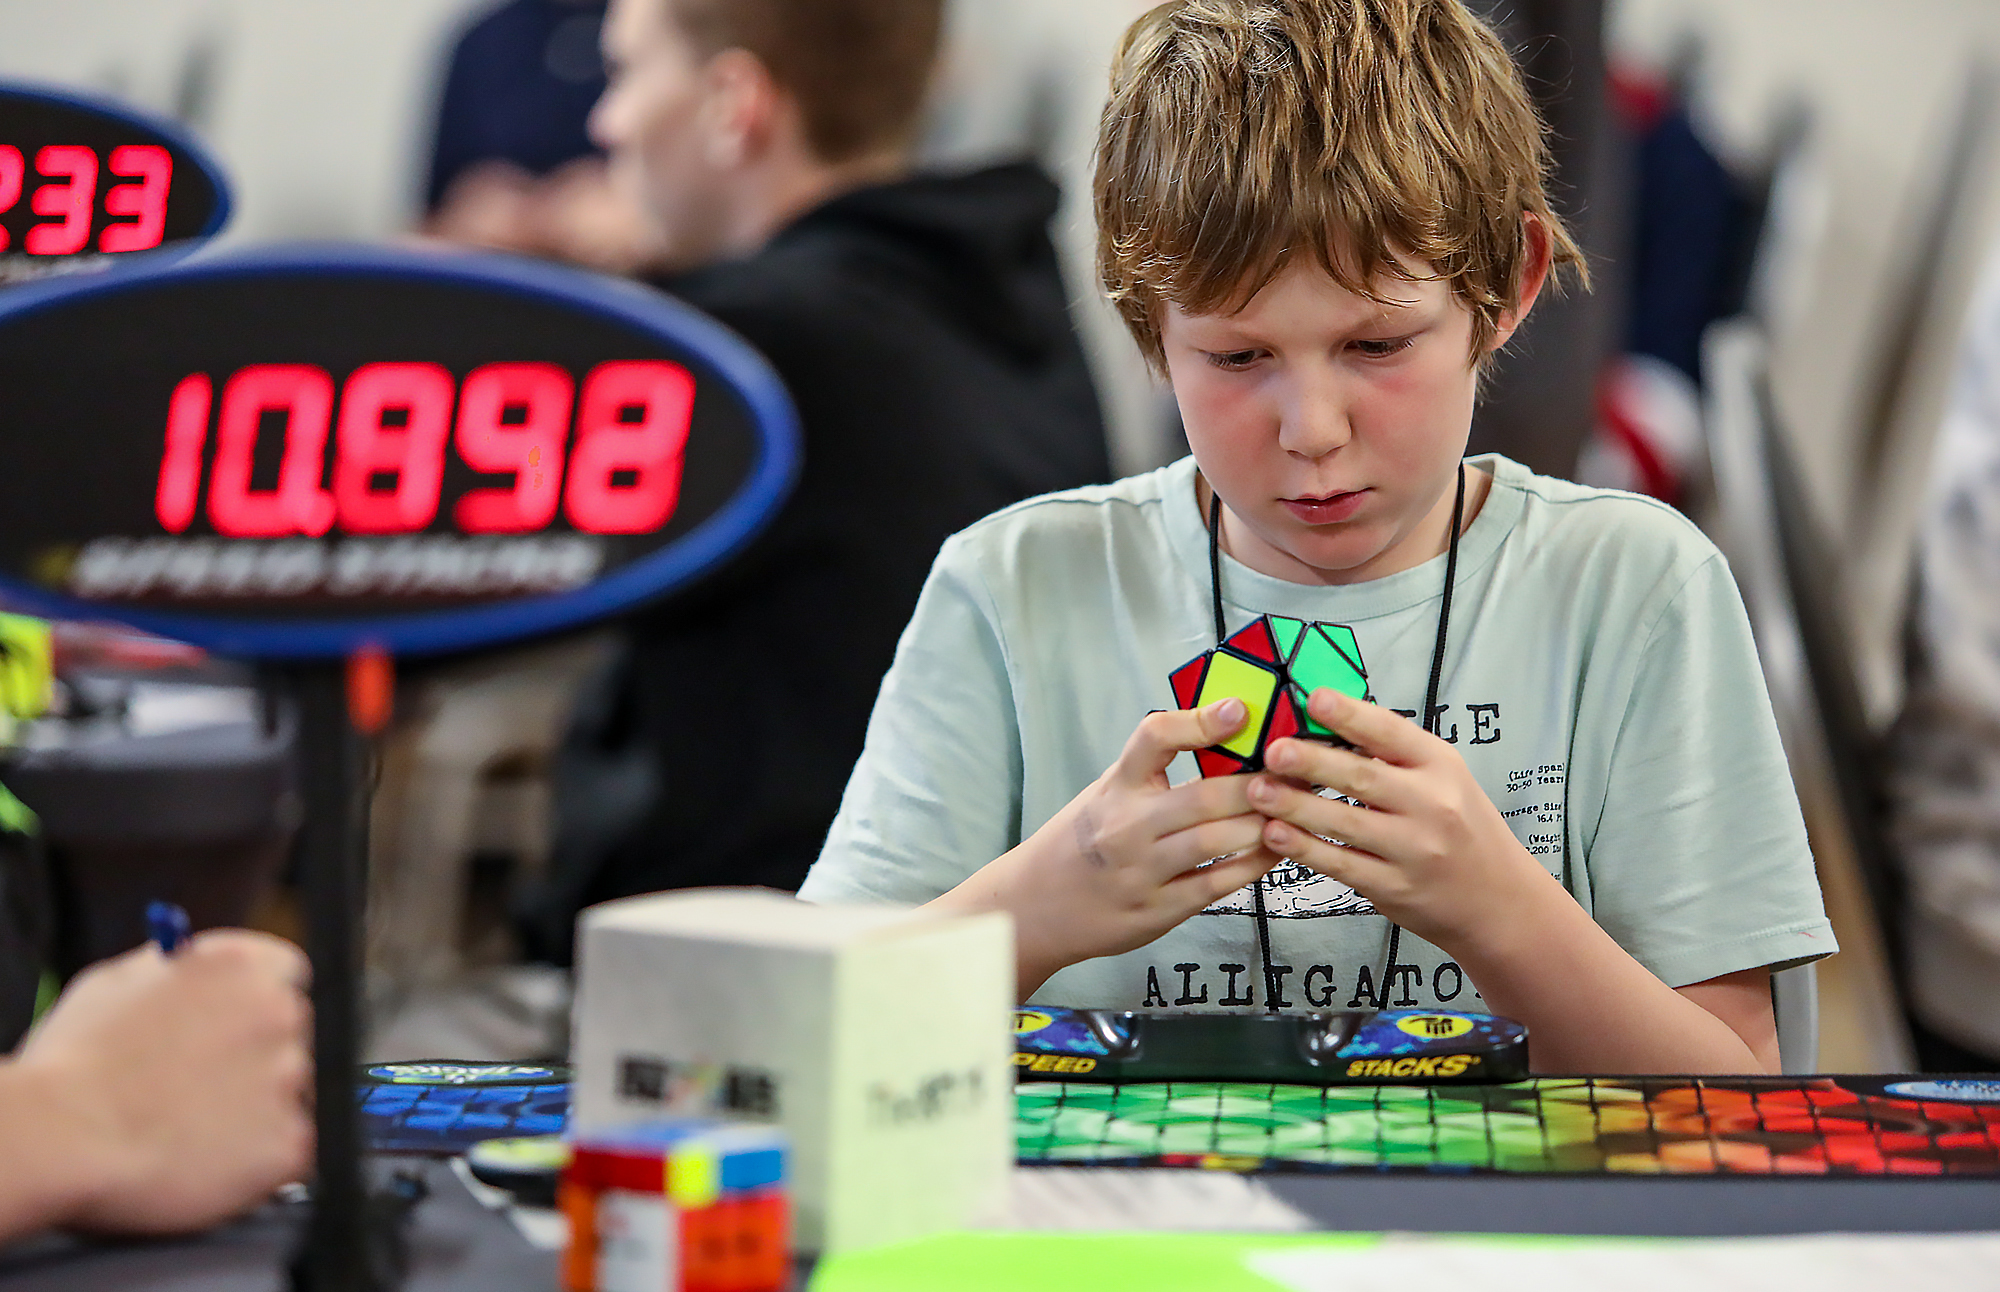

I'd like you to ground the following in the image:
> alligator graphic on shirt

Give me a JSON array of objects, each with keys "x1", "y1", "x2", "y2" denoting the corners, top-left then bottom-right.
[{"x1": 1198, "y1": 857, "x2": 1376, "y2": 918}]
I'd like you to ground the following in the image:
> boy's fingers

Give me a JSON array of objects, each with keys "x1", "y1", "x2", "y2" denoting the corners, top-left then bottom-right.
[
  {"x1": 1250, "y1": 778, "x2": 1403, "y2": 858},
  {"x1": 1303, "y1": 690, "x2": 1432, "y2": 766},
  {"x1": 1257, "y1": 745, "x2": 1417, "y2": 819},
  {"x1": 1110, "y1": 699, "x2": 1248, "y2": 786},
  {"x1": 1162, "y1": 846, "x2": 1277, "y2": 911},
  {"x1": 1263, "y1": 819, "x2": 1397, "y2": 894},
  {"x1": 1152, "y1": 811, "x2": 1270, "y2": 880},
  {"x1": 1148, "y1": 771, "x2": 1259, "y2": 836}
]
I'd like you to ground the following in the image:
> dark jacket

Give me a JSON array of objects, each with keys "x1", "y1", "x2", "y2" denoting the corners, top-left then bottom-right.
[{"x1": 521, "y1": 163, "x2": 1108, "y2": 960}]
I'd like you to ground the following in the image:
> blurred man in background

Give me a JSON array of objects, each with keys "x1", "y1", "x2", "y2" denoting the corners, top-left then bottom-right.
[
  {"x1": 517, "y1": 0, "x2": 1109, "y2": 961},
  {"x1": 423, "y1": 0, "x2": 665, "y2": 272}
]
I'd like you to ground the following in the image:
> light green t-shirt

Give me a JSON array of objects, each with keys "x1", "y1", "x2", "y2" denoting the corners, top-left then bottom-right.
[{"x1": 799, "y1": 454, "x2": 1836, "y2": 1011}]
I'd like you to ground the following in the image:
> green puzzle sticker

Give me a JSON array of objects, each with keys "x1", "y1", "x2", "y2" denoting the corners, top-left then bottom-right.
[
  {"x1": 1269, "y1": 616, "x2": 1308, "y2": 660},
  {"x1": 1269, "y1": 618, "x2": 1367, "y2": 737}
]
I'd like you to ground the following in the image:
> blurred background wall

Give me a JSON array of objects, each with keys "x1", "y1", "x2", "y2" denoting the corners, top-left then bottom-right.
[
  {"x1": 0, "y1": 0, "x2": 481, "y2": 246},
  {"x1": 5, "y1": 0, "x2": 1993, "y2": 559},
  {"x1": 0, "y1": 0, "x2": 1187, "y2": 473},
  {"x1": 1613, "y1": 0, "x2": 2000, "y2": 720}
]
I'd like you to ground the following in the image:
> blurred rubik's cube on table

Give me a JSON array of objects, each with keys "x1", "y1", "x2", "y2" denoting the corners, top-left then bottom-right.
[
  {"x1": 561, "y1": 1120, "x2": 788, "y2": 1292},
  {"x1": 1168, "y1": 615, "x2": 1371, "y2": 777}
]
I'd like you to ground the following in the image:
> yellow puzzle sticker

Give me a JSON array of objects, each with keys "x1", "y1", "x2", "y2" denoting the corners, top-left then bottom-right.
[{"x1": 1394, "y1": 1014, "x2": 1473, "y2": 1041}]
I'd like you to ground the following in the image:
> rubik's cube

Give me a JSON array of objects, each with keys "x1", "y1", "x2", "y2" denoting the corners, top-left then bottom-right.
[
  {"x1": 561, "y1": 1120, "x2": 788, "y2": 1292},
  {"x1": 1168, "y1": 615, "x2": 1371, "y2": 777}
]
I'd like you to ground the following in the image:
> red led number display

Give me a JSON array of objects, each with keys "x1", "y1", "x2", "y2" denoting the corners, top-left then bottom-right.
[
  {"x1": 453, "y1": 363, "x2": 573, "y2": 534},
  {"x1": 153, "y1": 361, "x2": 694, "y2": 538},
  {"x1": 0, "y1": 143, "x2": 172, "y2": 255}
]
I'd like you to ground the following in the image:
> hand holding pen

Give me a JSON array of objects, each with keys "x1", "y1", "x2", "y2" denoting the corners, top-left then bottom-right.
[{"x1": 5, "y1": 906, "x2": 313, "y2": 1234}]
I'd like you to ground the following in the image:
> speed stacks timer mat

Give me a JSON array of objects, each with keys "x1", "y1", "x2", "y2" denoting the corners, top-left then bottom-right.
[
  {"x1": 358, "y1": 1061, "x2": 570, "y2": 1155},
  {"x1": 1014, "y1": 1007, "x2": 1530, "y2": 1085}
]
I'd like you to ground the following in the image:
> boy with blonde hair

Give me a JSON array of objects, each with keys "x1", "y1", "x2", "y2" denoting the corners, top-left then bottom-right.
[{"x1": 800, "y1": 0, "x2": 1833, "y2": 1073}]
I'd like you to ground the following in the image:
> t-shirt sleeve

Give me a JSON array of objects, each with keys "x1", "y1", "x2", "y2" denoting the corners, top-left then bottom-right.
[
  {"x1": 797, "y1": 536, "x2": 1024, "y2": 905},
  {"x1": 1578, "y1": 551, "x2": 1837, "y2": 988}
]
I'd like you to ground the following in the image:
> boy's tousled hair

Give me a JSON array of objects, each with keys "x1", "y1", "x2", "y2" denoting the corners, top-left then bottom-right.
[
  {"x1": 668, "y1": 0, "x2": 943, "y2": 163},
  {"x1": 1095, "y1": 0, "x2": 1587, "y2": 369}
]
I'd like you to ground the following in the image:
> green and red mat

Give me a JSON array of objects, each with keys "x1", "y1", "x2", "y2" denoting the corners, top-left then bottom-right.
[
  {"x1": 1014, "y1": 1076, "x2": 2000, "y2": 1175},
  {"x1": 360, "y1": 1061, "x2": 2000, "y2": 1179}
]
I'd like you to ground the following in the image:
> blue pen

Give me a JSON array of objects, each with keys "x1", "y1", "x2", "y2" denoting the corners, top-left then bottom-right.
[{"x1": 146, "y1": 900, "x2": 190, "y2": 955}]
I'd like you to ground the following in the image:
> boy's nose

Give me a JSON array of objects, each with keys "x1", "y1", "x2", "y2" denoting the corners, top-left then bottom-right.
[{"x1": 1277, "y1": 372, "x2": 1352, "y2": 459}]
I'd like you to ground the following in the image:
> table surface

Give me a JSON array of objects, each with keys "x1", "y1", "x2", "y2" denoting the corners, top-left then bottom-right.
[
  {"x1": 0, "y1": 1160, "x2": 557, "y2": 1292},
  {"x1": 12, "y1": 1074, "x2": 2000, "y2": 1289}
]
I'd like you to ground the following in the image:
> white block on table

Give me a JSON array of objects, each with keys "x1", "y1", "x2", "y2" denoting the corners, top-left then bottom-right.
[{"x1": 570, "y1": 888, "x2": 1014, "y2": 1255}]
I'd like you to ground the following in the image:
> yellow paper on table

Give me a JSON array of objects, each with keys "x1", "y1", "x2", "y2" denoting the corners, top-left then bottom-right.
[{"x1": 0, "y1": 613, "x2": 52, "y2": 740}]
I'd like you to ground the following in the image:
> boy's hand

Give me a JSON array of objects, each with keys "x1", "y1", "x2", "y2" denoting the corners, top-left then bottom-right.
[
  {"x1": 937, "y1": 698, "x2": 1280, "y2": 996},
  {"x1": 1249, "y1": 689, "x2": 1560, "y2": 956}
]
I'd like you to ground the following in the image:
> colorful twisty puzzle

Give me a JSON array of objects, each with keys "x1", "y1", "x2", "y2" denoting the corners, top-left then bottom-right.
[{"x1": 1168, "y1": 615, "x2": 1371, "y2": 777}]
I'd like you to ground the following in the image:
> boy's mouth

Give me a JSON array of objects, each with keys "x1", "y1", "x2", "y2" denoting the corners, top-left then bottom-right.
[{"x1": 1281, "y1": 489, "x2": 1367, "y2": 524}]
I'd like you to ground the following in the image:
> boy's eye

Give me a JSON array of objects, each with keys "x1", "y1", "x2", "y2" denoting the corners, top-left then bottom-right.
[
  {"x1": 1352, "y1": 336, "x2": 1414, "y2": 358},
  {"x1": 1206, "y1": 349, "x2": 1262, "y2": 370}
]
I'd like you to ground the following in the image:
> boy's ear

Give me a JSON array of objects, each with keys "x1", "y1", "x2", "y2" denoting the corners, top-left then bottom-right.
[
  {"x1": 698, "y1": 48, "x2": 785, "y2": 169},
  {"x1": 1487, "y1": 213, "x2": 1555, "y2": 353}
]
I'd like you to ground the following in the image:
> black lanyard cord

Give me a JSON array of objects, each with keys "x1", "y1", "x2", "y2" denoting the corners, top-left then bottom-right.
[{"x1": 1205, "y1": 464, "x2": 1467, "y2": 1011}]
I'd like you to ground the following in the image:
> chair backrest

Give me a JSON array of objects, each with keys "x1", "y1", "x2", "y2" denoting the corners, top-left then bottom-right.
[
  {"x1": 1706, "y1": 319, "x2": 1915, "y2": 1071},
  {"x1": 1772, "y1": 961, "x2": 1820, "y2": 1076},
  {"x1": 1842, "y1": 67, "x2": 2000, "y2": 716},
  {"x1": 1693, "y1": 68, "x2": 2000, "y2": 1076}
]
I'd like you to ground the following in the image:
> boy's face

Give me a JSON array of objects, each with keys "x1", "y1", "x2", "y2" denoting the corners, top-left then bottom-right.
[
  {"x1": 1161, "y1": 254, "x2": 1523, "y2": 586},
  {"x1": 590, "y1": 0, "x2": 730, "y2": 269}
]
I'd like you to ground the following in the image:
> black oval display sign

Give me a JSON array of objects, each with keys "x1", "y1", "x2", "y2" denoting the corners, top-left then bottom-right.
[
  {"x1": 0, "y1": 244, "x2": 799, "y2": 658},
  {"x1": 0, "y1": 82, "x2": 231, "y2": 285}
]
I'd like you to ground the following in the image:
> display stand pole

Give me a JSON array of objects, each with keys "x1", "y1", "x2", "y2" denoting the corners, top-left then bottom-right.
[
  {"x1": 285, "y1": 656, "x2": 410, "y2": 1292},
  {"x1": 0, "y1": 235, "x2": 798, "y2": 1285}
]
